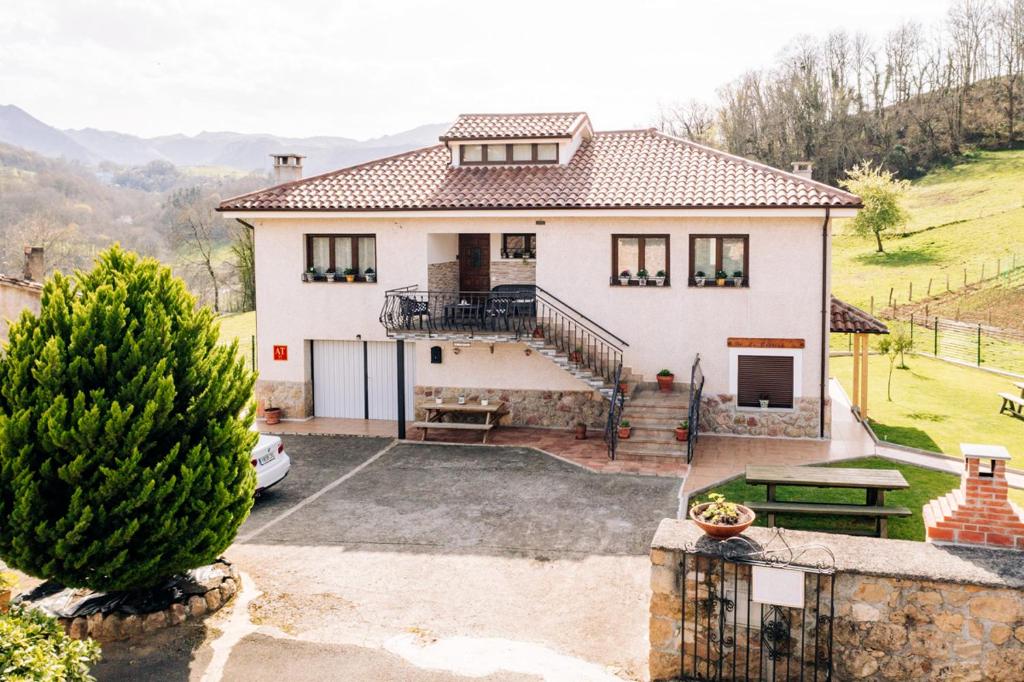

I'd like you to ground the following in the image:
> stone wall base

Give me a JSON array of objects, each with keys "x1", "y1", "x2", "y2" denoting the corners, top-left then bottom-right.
[
  {"x1": 699, "y1": 394, "x2": 829, "y2": 439},
  {"x1": 414, "y1": 385, "x2": 607, "y2": 429},
  {"x1": 256, "y1": 379, "x2": 312, "y2": 420}
]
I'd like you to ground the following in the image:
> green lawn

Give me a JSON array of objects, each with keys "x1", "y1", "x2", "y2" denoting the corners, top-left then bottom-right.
[
  {"x1": 831, "y1": 353, "x2": 1023, "y2": 467},
  {"x1": 698, "y1": 457, "x2": 958, "y2": 541},
  {"x1": 216, "y1": 311, "x2": 256, "y2": 371},
  {"x1": 833, "y1": 150, "x2": 1024, "y2": 311}
]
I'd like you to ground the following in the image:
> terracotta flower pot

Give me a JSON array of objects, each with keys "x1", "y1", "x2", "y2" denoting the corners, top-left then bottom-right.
[
  {"x1": 0, "y1": 589, "x2": 10, "y2": 614},
  {"x1": 689, "y1": 502, "x2": 756, "y2": 539},
  {"x1": 574, "y1": 424, "x2": 588, "y2": 440},
  {"x1": 618, "y1": 426, "x2": 631, "y2": 439},
  {"x1": 345, "y1": 275, "x2": 356, "y2": 283},
  {"x1": 675, "y1": 427, "x2": 689, "y2": 441},
  {"x1": 618, "y1": 381, "x2": 628, "y2": 395},
  {"x1": 656, "y1": 374, "x2": 674, "y2": 393},
  {"x1": 264, "y1": 407, "x2": 281, "y2": 425}
]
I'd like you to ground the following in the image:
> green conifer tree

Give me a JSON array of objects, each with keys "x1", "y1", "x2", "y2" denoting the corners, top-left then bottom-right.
[{"x1": 0, "y1": 246, "x2": 257, "y2": 592}]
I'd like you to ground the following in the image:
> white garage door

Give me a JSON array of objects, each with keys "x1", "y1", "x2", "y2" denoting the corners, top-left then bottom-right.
[{"x1": 312, "y1": 340, "x2": 415, "y2": 420}]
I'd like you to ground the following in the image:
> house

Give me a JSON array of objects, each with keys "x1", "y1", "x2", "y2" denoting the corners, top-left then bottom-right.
[
  {"x1": 0, "y1": 247, "x2": 44, "y2": 344},
  {"x1": 218, "y1": 112, "x2": 860, "y2": 450}
]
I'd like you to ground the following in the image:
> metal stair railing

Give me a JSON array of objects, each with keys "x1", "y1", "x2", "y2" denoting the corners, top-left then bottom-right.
[{"x1": 686, "y1": 353, "x2": 704, "y2": 464}]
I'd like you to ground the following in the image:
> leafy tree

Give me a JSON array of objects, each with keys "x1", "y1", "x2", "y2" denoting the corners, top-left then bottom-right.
[
  {"x1": 0, "y1": 246, "x2": 257, "y2": 592},
  {"x1": 876, "y1": 325, "x2": 914, "y2": 401},
  {"x1": 840, "y1": 162, "x2": 911, "y2": 253},
  {"x1": 0, "y1": 606, "x2": 101, "y2": 682}
]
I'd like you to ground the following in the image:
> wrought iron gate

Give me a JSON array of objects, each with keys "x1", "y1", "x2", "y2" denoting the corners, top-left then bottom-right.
[{"x1": 677, "y1": 533, "x2": 835, "y2": 681}]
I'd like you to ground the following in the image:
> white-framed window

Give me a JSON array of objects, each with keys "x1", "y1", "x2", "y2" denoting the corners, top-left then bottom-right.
[{"x1": 728, "y1": 347, "x2": 801, "y2": 409}]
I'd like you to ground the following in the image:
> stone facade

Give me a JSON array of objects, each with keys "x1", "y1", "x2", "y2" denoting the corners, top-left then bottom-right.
[
  {"x1": 700, "y1": 393, "x2": 829, "y2": 439},
  {"x1": 650, "y1": 521, "x2": 1024, "y2": 682},
  {"x1": 414, "y1": 385, "x2": 607, "y2": 429},
  {"x1": 256, "y1": 379, "x2": 312, "y2": 420},
  {"x1": 490, "y1": 258, "x2": 535, "y2": 287},
  {"x1": 427, "y1": 260, "x2": 458, "y2": 291}
]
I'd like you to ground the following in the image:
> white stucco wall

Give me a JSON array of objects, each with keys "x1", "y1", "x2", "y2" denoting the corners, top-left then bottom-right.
[
  {"x1": 0, "y1": 280, "x2": 42, "y2": 344},
  {"x1": 250, "y1": 213, "x2": 830, "y2": 399}
]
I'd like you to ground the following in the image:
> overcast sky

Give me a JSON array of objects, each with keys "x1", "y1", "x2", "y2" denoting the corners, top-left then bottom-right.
[{"x1": 1, "y1": 0, "x2": 951, "y2": 140}]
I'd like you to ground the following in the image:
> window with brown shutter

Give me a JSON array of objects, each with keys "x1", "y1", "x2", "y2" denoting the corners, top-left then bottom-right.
[{"x1": 737, "y1": 355, "x2": 794, "y2": 408}]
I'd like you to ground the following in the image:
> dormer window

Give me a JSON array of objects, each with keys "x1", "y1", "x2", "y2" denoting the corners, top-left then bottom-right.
[{"x1": 460, "y1": 142, "x2": 559, "y2": 166}]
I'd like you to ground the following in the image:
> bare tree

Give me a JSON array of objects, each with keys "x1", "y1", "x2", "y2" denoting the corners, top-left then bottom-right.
[
  {"x1": 165, "y1": 187, "x2": 227, "y2": 312},
  {"x1": 994, "y1": 0, "x2": 1024, "y2": 146},
  {"x1": 657, "y1": 100, "x2": 718, "y2": 146}
]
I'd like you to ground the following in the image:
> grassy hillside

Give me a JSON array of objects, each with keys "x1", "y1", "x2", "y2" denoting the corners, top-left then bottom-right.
[{"x1": 833, "y1": 150, "x2": 1024, "y2": 312}]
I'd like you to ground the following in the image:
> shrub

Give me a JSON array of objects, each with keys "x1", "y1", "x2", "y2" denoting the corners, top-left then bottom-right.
[
  {"x1": 0, "y1": 606, "x2": 101, "y2": 681},
  {"x1": 0, "y1": 246, "x2": 257, "y2": 592}
]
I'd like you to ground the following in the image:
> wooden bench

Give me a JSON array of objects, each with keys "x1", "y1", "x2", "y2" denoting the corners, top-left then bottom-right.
[
  {"x1": 745, "y1": 500, "x2": 911, "y2": 536},
  {"x1": 745, "y1": 465, "x2": 910, "y2": 538},
  {"x1": 999, "y1": 392, "x2": 1024, "y2": 418}
]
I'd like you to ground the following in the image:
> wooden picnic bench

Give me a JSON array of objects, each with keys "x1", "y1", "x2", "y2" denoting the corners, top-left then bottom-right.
[
  {"x1": 413, "y1": 400, "x2": 507, "y2": 443},
  {"x1": 744, "y1": 465, "x2": 911, "y2": 538},
  {"x1": 998, "y1": 381, "x2": 1024, "y2": 419}
]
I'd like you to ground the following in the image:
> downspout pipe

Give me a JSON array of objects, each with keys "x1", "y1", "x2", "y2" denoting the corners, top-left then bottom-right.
[{"x1": 820, "y1": 206, "x2": 831, "y2": 439}]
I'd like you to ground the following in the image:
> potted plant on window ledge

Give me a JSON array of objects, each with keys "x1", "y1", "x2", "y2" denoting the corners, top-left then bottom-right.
[
  {"x1": 732, "y1": 270, "x2": 744, "y2": 287},
  {"x1": 327, "y1": 269, "x2": 339, "y2": 282},
  {"x1": 303, "y1": 266, "x2": 316, "y2": 282},
  {"x1": 637, "y1": 268, "x2": 649, "y2": 286},
  {"x1": 694, "y1": 271, "x2": 706, "y2": 287},
  {"x1": 654, "y1": 270, "x2": 667, "y2": 286},
  {"x1": 365, "y1": 267, "x2": 376, "y2": 283},
  {"x1": 758, "y1": 393, "x2": 770, "y2": 409},
  {"x1": 343, "y1": 268, "x2": 357, "y2": 283},
  {"x1": 715, "y1": 270, "x2": 728, "y2": 286},
  {"x1": 618, "y1": 270, "x2": 631, "y2": 286}
]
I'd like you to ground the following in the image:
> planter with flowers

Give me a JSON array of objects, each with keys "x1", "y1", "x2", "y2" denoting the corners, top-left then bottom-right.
[
  {"x1": 690, "y1": 493, "x2": 756, "y2": 539},
  {"x1": 364, "y1": 268, "x2": 376, "y2": 283},
  {"x1": 654, "y1": 270, "x2": 667, "y2": 286},
  {"x1": 343, "y1": 268, "x2": 357, "y2": 283},
  {"x1": 637, "y1": 268, "x2": 649, "y2": 286},
  {"x1": 731, "y1": 270, "x2": 744, "y2": 287},
  {"x1": 715, "y1": 270, "x2": 728, "y2": 286},
  {"x1": 656, "y1": 368, "x2": 674, "y2": 393},
  {"x1": 694, "y1": 271, "x2": 706, "y2": 287},
  {"x1": 618, "y1": 270, "x2": 631, "y2": 286}
]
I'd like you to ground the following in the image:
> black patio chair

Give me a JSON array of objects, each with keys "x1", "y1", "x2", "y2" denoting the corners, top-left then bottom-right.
[
  {"x1": 399, "y1": 296, "x2": 431, "y2": 330},
  {"x1": 484, "y1": 295, "x2": 515, "y2": 331}
]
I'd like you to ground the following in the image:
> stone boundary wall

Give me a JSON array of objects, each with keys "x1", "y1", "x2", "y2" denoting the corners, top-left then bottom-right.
[
  {"x1": 651, "y1": 521, "x2": 1024, "y2": 681},
  {"x1": 414, "y1": 385, "x2": 607, "y2": 429},
  {"x1": 700, "y1": 394, "x2": 829, "y2": 439}
]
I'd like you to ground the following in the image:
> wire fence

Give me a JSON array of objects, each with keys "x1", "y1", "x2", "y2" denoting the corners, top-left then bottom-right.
[{"x1": 892, "y1": 313, "x2": 1024, "y2": 375}]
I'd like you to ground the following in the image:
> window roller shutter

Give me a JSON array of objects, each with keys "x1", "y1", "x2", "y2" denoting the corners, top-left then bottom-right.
[{"x1": 737, "y1": 355, "x2": 794, "y2": 408}]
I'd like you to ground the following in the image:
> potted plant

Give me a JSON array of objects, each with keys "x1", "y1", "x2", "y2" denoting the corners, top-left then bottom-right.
[
  {"x1": 364, "y1": 267, "x2": 376, "y2": 283},
  {"x1": 533, "y1": 325, "x2": 545, "y2": 339},
  {"x1": 689, "y1": 493, "x2": 756, "y2": 539},
  {"x1": 758, "y1": 393, "x2": 770, "y2": 409},
  {"x1": 480, "y1": 398, "x2": 490, "y2": 406},
  {"x1": 264, "y1": 401, "x2": 281, "y2": 425},
  {"x1": 732, "y1": 270, "x2": 744, "y2": 287},
  {"x1": 654, "y1": 270, "x2": 667, "y2": 286},
  {"x1": 618, "y1": 269, "x2": 631, "y2": 286},
  {"x1": 675, "y1": 419, "x2": 689, "y2": 441},
  {"x1": 0, "y1": 571, "x2": 16, "y2": 613},
  {"x1": 637, "y1": 268, "x2": 649, "y2": 286},
  {"x1": 694, "y1": 270, "x2": 706, "y2": 287},
  {"x1": 457, "y1": 394, "x2": 467, "y2": 405},
  {"x1": 715, "y1": 269, "x2": 728, "y2": 286},
  {"x1": 303, "y1": 266, "x2": 316, "y2": 282},
  {"x1": 343, "y1": 267, "x2": 357, "y2": 283},
  {"x1": 574, "y1": 421, "x2": 588, "y2": 440},
  {"x1": 656, "y1": 368, "x2": 674, "y2": 393},
  {"x1": 434, "y1": 396, "x2": 444, "y2": 405},
  {"x1": 618, "y1": 379, "x2": 629, "y2": 395},
  {"x1": 569, "y1": 346, "x2": 584, "y2": 363},
  {"x1": 617, "y1": 419, "x2": 632, "y2": 439},
  {"x1": 326, "y1": 269, "x2": 339, "y2": 281}
]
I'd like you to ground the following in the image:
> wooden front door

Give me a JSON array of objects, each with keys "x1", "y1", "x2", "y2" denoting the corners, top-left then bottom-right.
[{"x1": 458, "y1": 234, "x2": 490, "y2": 292}]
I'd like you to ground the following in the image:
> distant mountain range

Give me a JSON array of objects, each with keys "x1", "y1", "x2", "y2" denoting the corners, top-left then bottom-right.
[{"x1": 0, "y1": 104, "x2": 448, "y2": 175}]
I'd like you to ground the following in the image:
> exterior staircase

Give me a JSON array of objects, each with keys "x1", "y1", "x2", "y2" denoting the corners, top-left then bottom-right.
[
  {"x1": 615, "y1": 386, "x2": 690, "y2": 460},
  {"x1": 525, "y1": 338, "x2": 634, "y2": 399}
]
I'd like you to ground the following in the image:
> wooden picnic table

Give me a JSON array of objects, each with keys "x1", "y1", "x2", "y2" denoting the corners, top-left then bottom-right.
[
  {"x1": 414, "y1": 400, "x2": 507, "y2": 443},
  {"x1": 744, "y1": 465, "x2": 911, "y2": 538},
  {"x1": 998, "y1": 382, "x2": 1024, "y2": 418}
]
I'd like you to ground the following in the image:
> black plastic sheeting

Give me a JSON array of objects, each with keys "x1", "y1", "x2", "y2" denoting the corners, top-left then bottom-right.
[{"x1": 14, "y1": 559, "x2": 233, "y2": 618}]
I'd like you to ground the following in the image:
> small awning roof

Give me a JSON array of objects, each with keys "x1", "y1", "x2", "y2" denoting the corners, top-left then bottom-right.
[{"x1": 830, "y1": 296, "x2": 889, "y2": 334}]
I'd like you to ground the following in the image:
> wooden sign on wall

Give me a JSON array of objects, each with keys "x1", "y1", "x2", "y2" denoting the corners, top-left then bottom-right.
[{"x1": 727, "y1": 338, "x2": 805, "y2": 349}]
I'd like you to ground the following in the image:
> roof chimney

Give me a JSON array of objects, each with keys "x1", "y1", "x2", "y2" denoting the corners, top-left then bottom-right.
[
  {"x1": 22, "y1": 246, "x2": 44, "y2": 282},
  {"x1": 791, "y1": 161, "x2": 813, "y2": 180},
  {"x1": 271, "y1": 154, "x2": 305, "y2": 184}
]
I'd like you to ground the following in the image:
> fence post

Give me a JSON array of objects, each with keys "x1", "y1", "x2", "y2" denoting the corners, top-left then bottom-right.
[
  {"x1": 909, "y1": 281, "x2": 913, "y2": 301},
  {"x1": 910, "y1": 314, "x2": 914, "y2": 345},
  {"x1": 977, "y1": 324, "x2": 982, "y2": 366},
  {"x1": 934, "y1": 317, "x2": 939, "y2": 356},
  {"x1": 251, "y1": 335, "x2": 256, "y2": 372}
]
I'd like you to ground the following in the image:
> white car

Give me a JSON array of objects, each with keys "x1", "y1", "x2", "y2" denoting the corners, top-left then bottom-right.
[{"x1": 251, "y1": 434, "x2": 290, "y2": 495}]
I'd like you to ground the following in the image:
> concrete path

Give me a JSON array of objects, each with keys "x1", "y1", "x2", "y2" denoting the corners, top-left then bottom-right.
[{"x1": 94, "y1": 437, "x2": 682, "y2": 681}]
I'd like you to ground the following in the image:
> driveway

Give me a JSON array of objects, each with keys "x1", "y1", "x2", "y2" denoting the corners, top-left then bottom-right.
[{"x1": 93, "y1": 436, "x2": 683, "y2": 681}]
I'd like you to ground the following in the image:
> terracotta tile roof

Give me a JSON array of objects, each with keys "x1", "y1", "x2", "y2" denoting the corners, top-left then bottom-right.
[
  {"x1": 439, "y1": 112, "x2": 586, "y2": 141},
  {"x1": 0, "y1": 274, "x2": 43, "y2": 291},
  {"x1": 830, "y1": 296, "x2": 889, "y2": 334},
  {"x1": 219, "y1": 129, "x2": 861, "y2": 212}
]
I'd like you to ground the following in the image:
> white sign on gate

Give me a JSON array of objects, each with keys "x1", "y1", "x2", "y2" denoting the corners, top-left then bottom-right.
[{"x1": 751, "y1": 565, "x2": 806, "y2": 609}]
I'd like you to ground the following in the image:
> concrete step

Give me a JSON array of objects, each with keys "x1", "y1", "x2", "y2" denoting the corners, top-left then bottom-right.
[
  {"x1": 627, "y1": 394, "x2": 691, "y2": 409},
  {"x1": 620, "y1": 415, "x2": 686, "y2": 429},
  {"x1": 616, "y1": 440, "x2": 687, "y2": 458}
]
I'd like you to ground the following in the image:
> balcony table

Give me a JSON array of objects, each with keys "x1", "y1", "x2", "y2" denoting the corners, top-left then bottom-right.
[{"x1": 413, "y1": 399, "x2": 508, "y2": 443}]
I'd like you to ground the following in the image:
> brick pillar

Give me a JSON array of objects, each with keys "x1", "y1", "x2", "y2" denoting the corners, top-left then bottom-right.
[{"x1": 924, "y1": 445, "x2": 1024, "y2": 549}]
